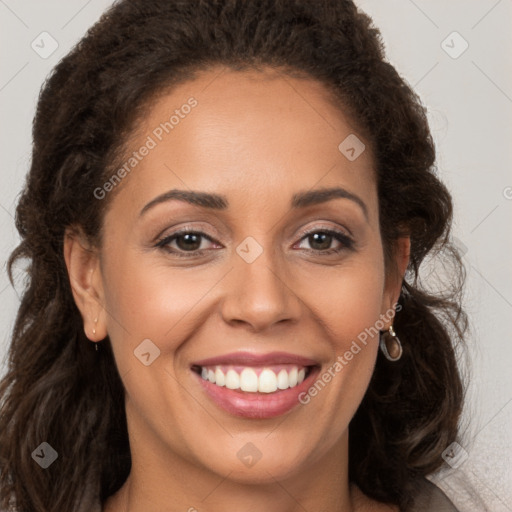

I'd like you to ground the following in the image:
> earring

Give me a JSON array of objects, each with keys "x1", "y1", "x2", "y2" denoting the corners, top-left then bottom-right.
[
  {"x1": 380, "y1": 325, "x2": 403, "y2": 362},
  {"x1": 92, "y1": 317, "x2": 99, "y2": 351}
]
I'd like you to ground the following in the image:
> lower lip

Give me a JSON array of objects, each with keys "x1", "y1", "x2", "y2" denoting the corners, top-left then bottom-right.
[{"x1": 194, "y1": 367, "x2": 320, "y2": 419}]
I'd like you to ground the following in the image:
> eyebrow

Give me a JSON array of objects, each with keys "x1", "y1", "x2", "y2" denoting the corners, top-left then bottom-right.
[
  {"x1": 291, "y1": 187, "x2": 368, "y2": 219},
  {"x1": 139, "y1": 189, "x2": 228, "y2": 217},
  {"x1": 139, "y1": 186, "x2": 368, "y2": 219}
]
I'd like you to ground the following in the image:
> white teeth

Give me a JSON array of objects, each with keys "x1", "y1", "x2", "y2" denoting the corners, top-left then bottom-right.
[
  {"x1": 240, "y1": 368, "x2": 259, "y2": 392},
  {"x1": 288, "y1": 367, "x2": 298, "y2": 387},
  {"x1": 199, "y1": 365, "x2": 310, "y2": 393},
  {"x1": 258, "y1": 368, "x2": 278, "y2": 393},
  {"x1": 215, "y1": 367, "x2": 225, "y2": 387},
  {"x1": 277, "y1": 369, "x2": 289, "y2": 390},
  {"x1": 225, "y1": 369, "x2": 240, "y2": 390}
]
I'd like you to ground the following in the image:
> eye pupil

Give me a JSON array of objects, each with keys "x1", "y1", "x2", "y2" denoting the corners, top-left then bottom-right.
[
  {"x1": 177, "y1": 233, "x2": 201, "y2": 251},
  {"x1": 309, "y1": 232, "x2": 332, "y2": 250}
]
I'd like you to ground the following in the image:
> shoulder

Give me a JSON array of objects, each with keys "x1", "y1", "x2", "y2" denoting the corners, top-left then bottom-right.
[{"x1": 406, "y1": 478, "x2": 459, "y2": 512}]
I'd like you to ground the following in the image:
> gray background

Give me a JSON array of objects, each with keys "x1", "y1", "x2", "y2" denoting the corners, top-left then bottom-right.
[{"x1": 1, "y1": 1, "x2": 511, "y2": 509}]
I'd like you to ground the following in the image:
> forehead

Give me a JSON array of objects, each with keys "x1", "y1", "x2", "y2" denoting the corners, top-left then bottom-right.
[{"x1": 105, "y1": 67, "x2": 377, "y2": 221}]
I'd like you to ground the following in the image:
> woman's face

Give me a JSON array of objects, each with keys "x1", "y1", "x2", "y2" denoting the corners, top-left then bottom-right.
[{"x1": 69, "y1": 67, "x2": 406, "y2": 485}]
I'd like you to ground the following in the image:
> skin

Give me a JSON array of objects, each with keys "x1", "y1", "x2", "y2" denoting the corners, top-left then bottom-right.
[{"x1": 64, "y1": 66, "x2": 409, "y2": 512}]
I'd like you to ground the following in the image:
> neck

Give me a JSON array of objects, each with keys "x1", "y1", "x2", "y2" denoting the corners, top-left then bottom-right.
[{"x1": 104, "y1": 423, "x2": 355, "y2": 512}]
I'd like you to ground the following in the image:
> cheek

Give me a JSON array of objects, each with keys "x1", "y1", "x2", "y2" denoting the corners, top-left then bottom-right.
[
  {"x1": 100, "y1": 250, "x2": 228, "y2": 362},
  {"x1": 297, "y1": 256, "x2": 386, "y2": 344},
  {"x1": 295, "y1": 256, "x2": 385, "y2": 425}
]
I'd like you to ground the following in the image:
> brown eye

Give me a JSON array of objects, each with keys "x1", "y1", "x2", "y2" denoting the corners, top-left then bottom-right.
[
  {"x1": 175, "y1": 233, "x2": 202, "y2": 251},
  {"x1": 296, "y1": 229, "x2": 354, "y2": 253},
  {"x1": 156, "y1": 230, "x2": 218, "y2": 257},
  {"x1": 307, "y1": 232, "x2": 334, "y2": 251}
]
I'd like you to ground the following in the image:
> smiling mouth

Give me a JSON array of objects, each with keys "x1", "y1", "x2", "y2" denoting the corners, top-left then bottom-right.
[
  {"x1": 190, "y1": 351, "x2": 321, "y2": 418},
  {"x1": 191, "y1": 364, "x2": 316, "y2": 394}
]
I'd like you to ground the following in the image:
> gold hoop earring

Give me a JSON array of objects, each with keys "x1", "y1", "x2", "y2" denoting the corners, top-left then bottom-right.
[{"x1": 379, "y1": 325, "x2": 403, "y2": 362}]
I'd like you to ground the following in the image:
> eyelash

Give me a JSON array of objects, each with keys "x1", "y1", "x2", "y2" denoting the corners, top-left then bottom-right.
[{"x1": 155, "y1": 227, "x2": 354, "y2": 258}]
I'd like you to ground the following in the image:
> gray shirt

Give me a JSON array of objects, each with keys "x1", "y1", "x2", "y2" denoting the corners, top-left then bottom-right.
[{"x1": 407, "y1": 478, "x2": 459, "y2": 511}]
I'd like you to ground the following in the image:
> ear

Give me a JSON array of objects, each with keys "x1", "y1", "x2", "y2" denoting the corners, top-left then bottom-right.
[
  {"x1": 63, "y1": 226, "x2": 107, "y2": 342},
  {"x1": 381, "y1": 236, "x2": 410, "y2": 325}
]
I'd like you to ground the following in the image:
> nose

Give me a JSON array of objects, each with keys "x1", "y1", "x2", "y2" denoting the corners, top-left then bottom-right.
[{"x1": 220, "y1": 244, "x2": 302, "y2": 333}]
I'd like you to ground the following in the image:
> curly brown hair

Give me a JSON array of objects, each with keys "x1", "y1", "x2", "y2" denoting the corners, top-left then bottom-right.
[{"x1": 0, "y1": 0, "x2": 467, "y2": 511}]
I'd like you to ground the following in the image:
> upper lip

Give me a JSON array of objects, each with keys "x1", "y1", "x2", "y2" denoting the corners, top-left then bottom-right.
[{"x1": 192, "y1": 351, "x2": 319, "y2": 367}]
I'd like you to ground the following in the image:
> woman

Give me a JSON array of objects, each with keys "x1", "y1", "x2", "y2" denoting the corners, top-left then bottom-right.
[{"x1": 0, "y1": 0, "x2": 467, "y2": 510}]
